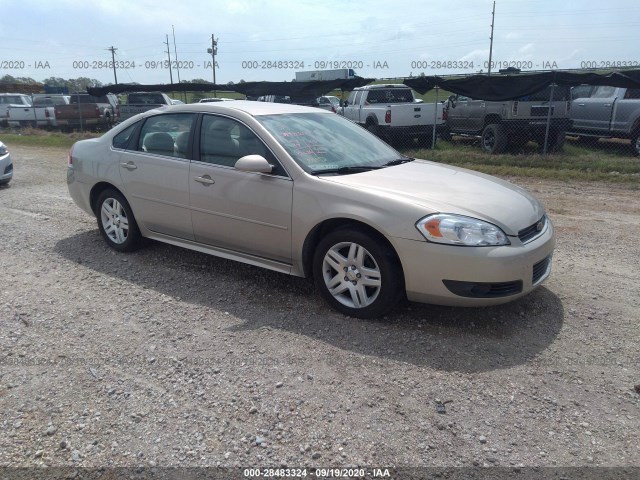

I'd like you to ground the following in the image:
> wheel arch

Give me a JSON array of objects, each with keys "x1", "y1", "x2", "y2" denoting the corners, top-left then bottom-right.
[
  {"x1": 365, "y1": 114, "x2": 379, "y2": 126},
  {"x1": 301, "y1": 218, "x2": 404, "y2": 282},
  {"x1": 89, "y1": 182, "x2": 126, "y2": 215}
]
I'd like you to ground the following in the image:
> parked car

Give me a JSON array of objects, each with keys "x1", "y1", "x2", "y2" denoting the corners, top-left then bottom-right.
[
  {"x1": 257, "y1": 95, "x2": 292, "y2": 104},
  {"x1": 567, "y1": 86, "x2": 640, "y2": 156},
  {"x1": 67, "y1": 102, "x2": 555, "y2": 318},
  {"x1": 0, "y1": 140, "x2": 13, "y2": 185},
  {"x1": 339, "y1": 84, "x2": 445, "y2": 148},
  {"x1": 198, "y1": 98, "x2": 235, "y2": 103},
  {"x1": 316, "y1": 95, "x2": 340, "y2": 112}
]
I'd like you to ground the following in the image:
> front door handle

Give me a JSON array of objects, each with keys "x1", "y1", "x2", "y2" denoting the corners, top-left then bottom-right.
[
  {"x1": 194, "y1": 175, "x2": 215, "y2": 185},
  {"x1": 120, "y1": 161, "x2": 137, "y2": 170}
]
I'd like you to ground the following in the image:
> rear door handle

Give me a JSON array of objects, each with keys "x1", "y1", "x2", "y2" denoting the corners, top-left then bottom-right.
[
  {"x1": 194, "y1": 175, "x2": 215, "y2": 185},
  {"x1": 120, "y1": 161, "x2": 137, "y2": 170}
]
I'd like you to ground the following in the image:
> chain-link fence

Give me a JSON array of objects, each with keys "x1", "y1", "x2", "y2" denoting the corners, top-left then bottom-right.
[
  {"x1": 2, "y1": 73, "x2": 640, "y2": 156},
  {"x1": 382, "y1": 82, "x2": 640, "y2": 157}
]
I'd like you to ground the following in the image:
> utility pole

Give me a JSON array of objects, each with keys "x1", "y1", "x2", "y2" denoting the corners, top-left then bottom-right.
[
  {"x1": 487, "y1": 1, "x2": 496, "y2": 76},
  {"x1": 172, "y1": 25, "x2": 186, "y2": 102},
  {"x1": 107, "y1": 46, "x2": 118, "y2": 84},
  {"x1": 207, "y1": 34, "x2": 218, "y2": 97},
  {"x1": 164, "y1": 35, "x2": 174, "y2": 84}
]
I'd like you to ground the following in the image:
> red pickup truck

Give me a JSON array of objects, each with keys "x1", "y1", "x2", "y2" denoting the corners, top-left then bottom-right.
[{"x1": 54, "y1": 93, "x2": 119, "y2": 130}]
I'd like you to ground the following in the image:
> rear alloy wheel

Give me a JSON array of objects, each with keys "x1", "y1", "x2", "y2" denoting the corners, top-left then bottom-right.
[
  {"x1": 481, "y1": 123, "x2": 507, "y2": 154},
  {"x1": 96, "y1": 189, "x2": 142, "y2": 252},
  {"x1": 313, "y1": 228, "x2": 402, "y2": 318}
]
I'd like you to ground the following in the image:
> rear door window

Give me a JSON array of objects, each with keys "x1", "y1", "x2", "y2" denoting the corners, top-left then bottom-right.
[{"x1": 137, "y1": 113, "x2": 195, "y2": 158}]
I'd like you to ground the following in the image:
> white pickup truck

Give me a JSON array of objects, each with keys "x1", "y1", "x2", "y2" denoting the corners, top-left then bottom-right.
[
  {"x1": 0, "y1": 93, "x2": 32, "y2": 126},
  {"x1": 7, "y1": 94, "x2": 70, "y2": 128},
  {"x1": 339, "y1": 84, "x2": 445, "y2": 147}
]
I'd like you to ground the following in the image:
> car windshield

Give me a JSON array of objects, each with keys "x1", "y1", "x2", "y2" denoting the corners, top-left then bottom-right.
[{"x1": 256, "y1": 112, "x2": 401, "y2": 173}]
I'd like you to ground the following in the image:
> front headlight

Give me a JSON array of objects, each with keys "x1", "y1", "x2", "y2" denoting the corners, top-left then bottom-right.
[
  {"x1": 0, "y1": 144, "x2": 8, "y2": 156},
  {"x1": 416, "y1": 213, "x2": 510, "y2": 246}
]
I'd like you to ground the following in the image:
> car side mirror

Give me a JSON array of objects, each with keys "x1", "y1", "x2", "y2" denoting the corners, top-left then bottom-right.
[
  {"x1": 235, "y1": 155, "x2": 273, "y2": 174},
  {"x1": 341, "y1": 100, "x2": 348, "y2": 107},
  {"x1": 414, "y1": 98, "x2": 424, "y2": 103}
]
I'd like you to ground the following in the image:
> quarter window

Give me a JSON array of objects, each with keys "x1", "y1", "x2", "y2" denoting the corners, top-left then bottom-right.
[{"x1": 112, "y1": 122, "x2": 139, "y2": 150}]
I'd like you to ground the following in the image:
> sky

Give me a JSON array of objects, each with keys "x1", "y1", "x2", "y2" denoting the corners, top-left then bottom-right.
[{"x1": 1, "y1": 0, "x2": 639, "y2": 86}]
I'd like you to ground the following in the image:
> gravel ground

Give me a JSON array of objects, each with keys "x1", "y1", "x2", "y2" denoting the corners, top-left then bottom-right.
[{"x1": 0, "y1": 144, "x2": 638, "y2": 469}]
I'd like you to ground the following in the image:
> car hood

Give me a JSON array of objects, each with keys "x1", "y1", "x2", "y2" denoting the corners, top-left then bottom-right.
[{"x1": 321, "y1": 160, "x2": 544, "y2": 235}]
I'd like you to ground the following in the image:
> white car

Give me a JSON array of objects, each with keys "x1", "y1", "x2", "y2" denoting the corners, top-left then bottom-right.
[
  {"x1": 198, "y1": 98, "x2": 235, "y2": 103},
  {"x1": 0, "y1": 140, "x2": 13, "y2": 185},
  {"x1": 316, "y1": 95, "x2": 340, "y2": 113}
]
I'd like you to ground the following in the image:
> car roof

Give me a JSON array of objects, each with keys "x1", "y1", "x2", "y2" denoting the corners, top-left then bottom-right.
[{"x1": 160, "y1": 100, "x2": 331, "y2": 116}]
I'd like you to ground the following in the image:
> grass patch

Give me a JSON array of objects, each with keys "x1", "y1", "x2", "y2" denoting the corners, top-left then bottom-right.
[
  {"x1": 1, "y1": 127, "x2": 100, "y2": 149},
  {"x1": 401, "y1": 137, "x2": 640, "y2": 183},
  {"x1": 3, "y1": 128, "x2": 639, "y2": 184}
]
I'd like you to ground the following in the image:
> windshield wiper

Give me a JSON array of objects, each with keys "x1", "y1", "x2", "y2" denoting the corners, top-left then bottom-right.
[
  {"x1": 383, "y1": 157, "x2": 415, "y2": 167},
  {"x1": 311, "y1": 165, "x2": 385, "y2": 175}
]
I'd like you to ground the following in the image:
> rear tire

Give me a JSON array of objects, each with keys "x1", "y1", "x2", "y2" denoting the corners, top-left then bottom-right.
[
  {"x1": 95, "y1": 189, "x2": 142, "y2": 252},
  {"x1": 481, "y1": 123, "x2": 507, "y2": 154},
  {"x1": 418, "y1": 132, "x2": 434, "y2": 148},
  {"x1": 439, "y1": 127, "x2": 452, "y2": 142},
  {"x1": 313, "y1": 227, "x2": 403, "y2": 319},
  {"x1": 547, "y1": 129, "x2": 566, "y2": 153},
  {"x1": 631, "y1": 131, "x2": 640, "y2": 157}
]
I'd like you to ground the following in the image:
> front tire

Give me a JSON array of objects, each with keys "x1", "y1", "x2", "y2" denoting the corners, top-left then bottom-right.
[
  {"x1": 313, "y1": 228, "x2": 403, "y2": 318},
  {"x1": 95, "y1": 189, "x2": 142, "y2": 252}
]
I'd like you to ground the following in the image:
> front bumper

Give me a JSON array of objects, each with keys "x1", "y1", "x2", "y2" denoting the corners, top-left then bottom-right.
[
  {"x1": 390, "y1": 220, "x2": 555, "y2": 306},
  {"x1": 0, "y1": 152, "x2": 13, "y2": 183}
]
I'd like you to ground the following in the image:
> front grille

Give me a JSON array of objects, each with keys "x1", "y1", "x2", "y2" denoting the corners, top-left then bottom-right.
[
  {"x1": 4, "y1": 163, "x2": 12, "y2": 175},
  {"x1": 531, "y1": 105, "x2": 554, "y2": 116},
  {"x1": 532, "y1": 255, "x2": 552, "y2": 285},
  {"x1": 518, "y1": 215, "x2": 547, "y2": 244}
]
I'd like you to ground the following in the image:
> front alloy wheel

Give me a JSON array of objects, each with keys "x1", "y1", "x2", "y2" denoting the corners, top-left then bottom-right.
[
  {"x1": 322, "y1": 241, "x2": 382, "y2": 309},
  {"x1": 96, "y1": 189, "x2": 141, "y2": 252},
  {"x1": 313, "y1": 228, "x2": 403, "y2": 318}
]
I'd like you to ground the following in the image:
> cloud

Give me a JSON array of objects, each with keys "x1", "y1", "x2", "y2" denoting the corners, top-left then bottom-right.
[
  {"x1": 505, "y1": 31, "x2": 522, "y2": 40},
  {"x1": 226, "y1": 1, "x2": 250, "y2": 14}
]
